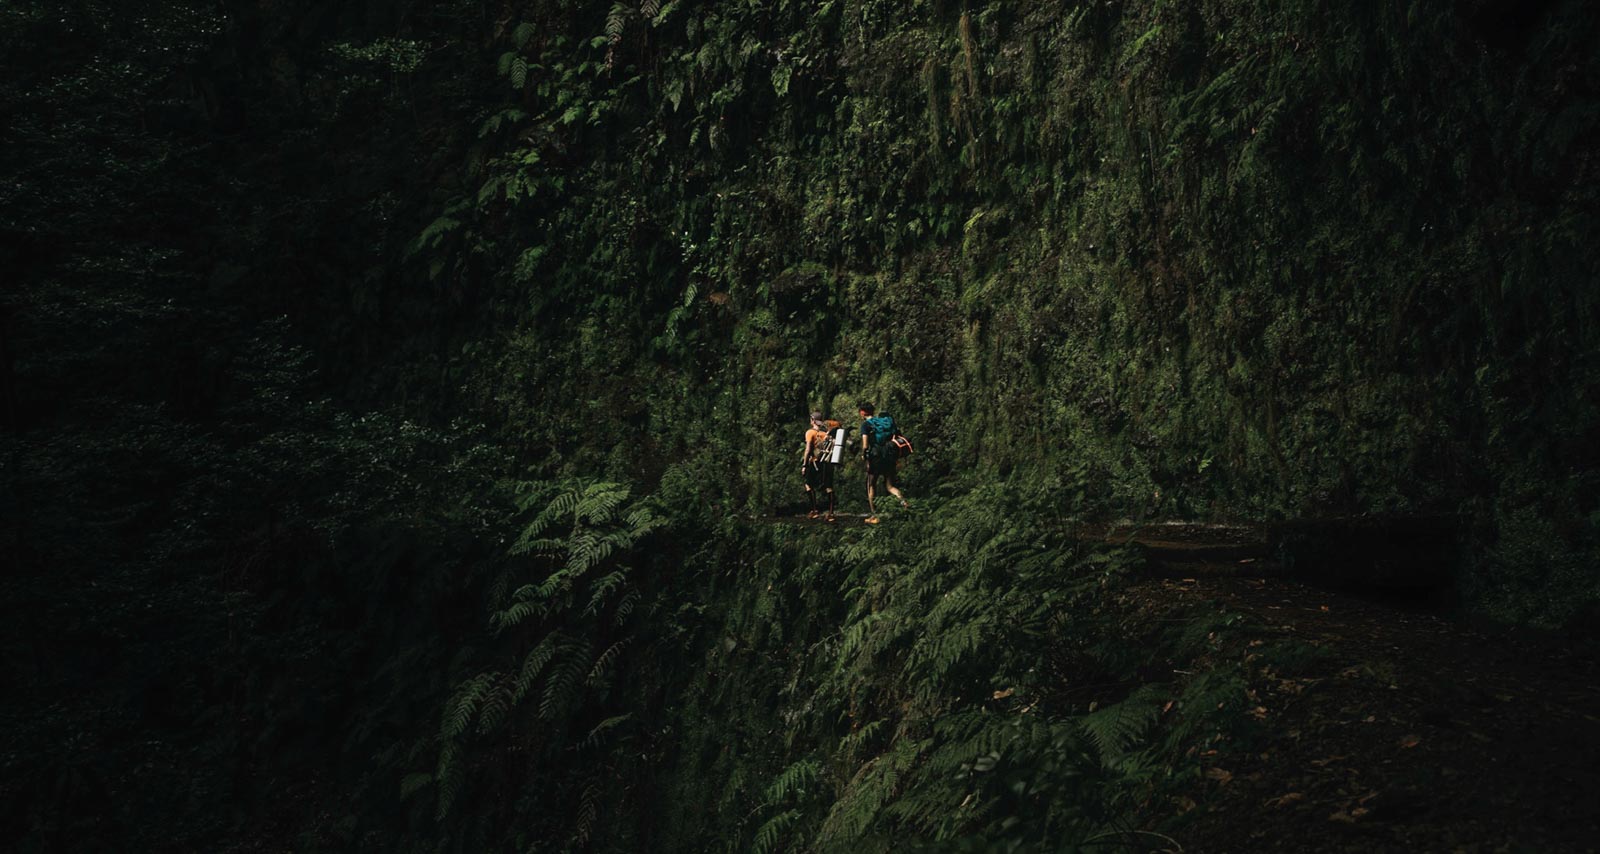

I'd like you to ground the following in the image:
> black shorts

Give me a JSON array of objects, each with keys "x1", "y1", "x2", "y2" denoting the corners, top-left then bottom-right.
[
  {"x1": 804, "y1": 460, "x2": 835, "y2": 491},
  {"x1": 865, "y1": 445, "x2": 898, "y2": 477}
]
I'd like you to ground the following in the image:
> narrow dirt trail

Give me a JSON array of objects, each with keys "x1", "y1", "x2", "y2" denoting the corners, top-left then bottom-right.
[{"x1": 1150, "y1": 573, "x2": 1600, "y2": 852}]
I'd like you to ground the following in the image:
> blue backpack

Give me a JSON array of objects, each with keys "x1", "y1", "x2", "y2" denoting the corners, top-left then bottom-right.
[{"x1": 863, "y1": 415, "x2": 896, "y2": 446}]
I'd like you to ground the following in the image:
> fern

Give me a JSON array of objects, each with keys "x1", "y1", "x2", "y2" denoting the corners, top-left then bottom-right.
[
  {"x1": 573, "y1": 779, "x2": 601, "y2": 846},
  {"x1": 752, "y1": 808, "x2": 800, "y2": 854},
  {"x1": 512, "y1": 21, "x2": 536, "y2": 49},
  {"x1": 475, "y1": 679, "x2": 514, "y2": 735},
  {"x1": 513, "y1": 632, "x2": 563, "y2": 702},
  {"x1": 612, "y1": 588, "x2": 640, "y2": 626},
  {"x1": 837, "y1": 720, "x2": 886, "y2": 763},
  {"x1": 764, "y1": 758, "x2": 820, "y2": 805},
  {"x1": 441, "y1": 672, "x2": 495, "y2": 740},
  {"x1": 539, "y1": 638, "x2": 592, "y2": 720},
  {"x1": 399, "y1": 772, "x2": 432, "y2": 801},
  {"x1": 584, "y1": 569, "x2": 627, "y2": 615},
  {"x1": 434, "y1": 478, "x2": 665, "y2": 834},
  {"x1": 586, "y1": 637, "x2": 631, "y2": 686},
  {"x1": 435, "y1": 741, "x2": 464, "y2": 819},
  {"x1": 1079, "y1": 685, "x2": 1165, "y2": 764},
  {"x1": 605, "y1": 3, "x2": 630, "y2": 44},
  {"x1": 583, "y1": 713, "x2": 633, "y2": 750}
]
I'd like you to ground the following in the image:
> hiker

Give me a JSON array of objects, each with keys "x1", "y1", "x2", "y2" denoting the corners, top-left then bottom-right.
[
  {"x1": 857, "y1": 403, "x2": 909, "y2": 524},
  {"x1": 800, "y1": 411, "x2": 839, "y2": 521}
]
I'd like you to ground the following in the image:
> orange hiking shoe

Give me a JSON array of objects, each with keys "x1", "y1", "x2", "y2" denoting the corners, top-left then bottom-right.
[{"x1": 864, "y1": 516, "x2": 880, "y2": 525}]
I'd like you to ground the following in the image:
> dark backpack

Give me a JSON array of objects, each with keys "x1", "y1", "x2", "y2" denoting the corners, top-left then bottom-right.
[
  {"x1": 865, "y1": 415, "x2": 914, "y2": 459},
  {"x1": 864, "y1": 415, "x2": 896, "y2": 445}
]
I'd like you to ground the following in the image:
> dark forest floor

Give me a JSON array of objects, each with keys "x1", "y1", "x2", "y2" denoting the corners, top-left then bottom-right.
[{"x1": 1140, "y1": 572, "x2": 1600, "y2": 852}]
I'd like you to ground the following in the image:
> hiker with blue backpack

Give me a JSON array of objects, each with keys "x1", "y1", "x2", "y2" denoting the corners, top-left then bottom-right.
[{"x1": 857, "y1": 403, "x2": 911, "y2": 525}]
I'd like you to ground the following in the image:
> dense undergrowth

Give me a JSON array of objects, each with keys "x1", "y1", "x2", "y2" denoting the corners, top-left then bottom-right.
[
  {"x1": 432, "y1": 481, "x2": 1260, "y2": 853},
  {"x1": 3, "y1": 0, "x2": 1598, "y2": 851},
  {"x1": 400, "y1": 0, "x2": 1599, "y2": 625}
]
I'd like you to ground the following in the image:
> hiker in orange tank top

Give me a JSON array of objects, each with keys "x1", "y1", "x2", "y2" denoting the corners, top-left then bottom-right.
[{"x1": 800, "y1": 411, "x2": 838, "y2": 522}]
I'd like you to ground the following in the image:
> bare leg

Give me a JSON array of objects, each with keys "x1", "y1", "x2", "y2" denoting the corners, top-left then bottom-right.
[{"x1": 885, "y1": 473, "x2": 909, "y2": 508}]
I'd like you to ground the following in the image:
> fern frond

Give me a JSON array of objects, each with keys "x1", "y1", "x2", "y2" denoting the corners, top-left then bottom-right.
[
  {"x1": 442, "y1": 672, "x2": 495, "y2": 740},
  {"x1": 573, "y1": 779, "x2": 601, "y2": 846},
  {"x1": 475, "y1": 680, "x2": 514, "y2": 735},
  {"x1": 583, "y1": 713, "x2": 633, "y2": 750},
  {"x1": 584, "y1": 570, "x2": 628, "y2": 615},
  {"x1": 586, "y1": 637, "x2": 631, "y2": 687},
  {"x1": 752, "y1": 808, "x2": 801, "y2": 854},
  {"x1": 612, "y1": 588, "x2": 641, "y2": 626},
  {"x1": 492, "y1": 598, "x2": 545, "y2": 631},
  {"x1": 435, "y1": 740, "x2": 463, "y2": 818},
  {"x1": 399, "y1": 772, "x2": 432, "y2": 801},
  {"x1": 606, "y1": 3, "x2": 630, "y2": 44},
  {"x1": 836, "y1": 612, "x2": 885, "y2": 665},
  {"x1": 764, "y1": 758, "x2": 820, "y2": 805},
  {"x1": 512, "y1": 21, "x2": 537, "y2": 49},
  {"x1": 513, "y1": 632, "x2": 563, "y2": 702},
  {"x1": 540, "y1": 639, "x2": 592, "y2": 719},
  {"x1": 1079, "y1": 685, "x2": 1165, "y2": 763},
  {"x1": 838, "y1": 719, "x2": 886, "y2": 762}
]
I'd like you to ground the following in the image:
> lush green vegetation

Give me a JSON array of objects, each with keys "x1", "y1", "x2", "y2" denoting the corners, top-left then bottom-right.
[{"x1": 2, "y1": 0, "x2": 1596, "y2": 850}]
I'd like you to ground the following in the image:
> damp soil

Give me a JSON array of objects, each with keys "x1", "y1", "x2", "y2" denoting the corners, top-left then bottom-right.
[{"x1": 1137, "y1": 574, "x2": 1600, "y2": 853}]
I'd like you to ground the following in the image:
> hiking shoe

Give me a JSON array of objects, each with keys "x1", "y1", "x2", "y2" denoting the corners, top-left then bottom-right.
[
  {"x1": 825, "y1": 513, "x2": 837, "y2": 523},
  {"x1": 807, "y1": 510, "x2": 820, "y2": 519},
  {"x1": 864, "y1": 516, "x2": 880, "y2": 525}
]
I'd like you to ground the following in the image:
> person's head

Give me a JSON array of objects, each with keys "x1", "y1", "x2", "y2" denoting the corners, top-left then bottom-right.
[
  {"x1": 858, "y1": 403, "x2": 875, "y2": 418},
  {"x1": 810, "y1": 410, "x2": 825, "y2": 427}
]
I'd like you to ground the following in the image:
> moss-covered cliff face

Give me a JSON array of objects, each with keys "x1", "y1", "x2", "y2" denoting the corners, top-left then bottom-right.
[
  {"x1": 4, "y1": 0, "x2": 1598, "y2": 851},
  {"x1": 398, "y1": 0, "x2": 1598, "y2": 621}
]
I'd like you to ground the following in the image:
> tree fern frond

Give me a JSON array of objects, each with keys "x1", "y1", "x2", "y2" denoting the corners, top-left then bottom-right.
[
  {"x1": 838, "y1": 720, "x2": 886, "y2": 762},
  {"x1": 476, "y1": 680, "x2": 514, "y2": 735},
  {"x1": 573, "y1": 779, "x2": 601, "y2": 846},
  {"x1": 584, "y1": 570, "x2": 628, "y2": 615},
  {"x1": 764, "y1": 758, "x2": 820, "y2": 805},
  {"x1": 435, "y1": 741, "x2": 464, "y2": 818},
  {"x1": 540, "y1": 639, "x2": 592, "y2": 720},
  {"x1": 513, "y1": 632, "x2": 563, "y2": 702},
  {"x1": 586, "y1": 637, "x2": 631, "y2": 687},
  {"x1": 752, "y1": 808, "x2": 801, "y2": 854},
  {"x1": 837, "y1": 612, "x2": 885, "y2": 665},
  {"x1": 612, "y1": 588, "x2": 641, "y2": 626},
  {"x1": 399, "y1": 772, "x2": 432, "y2": 801},
  {"x1": 512, "y1": 21, "x2": 537, "y2": 49},
  {"x1": 583, "y1": 713, "x2": 633, "y2": 751},
  {"x1": 492, "y1": 598, "x2": 545, "y2": 631},
  {"x1": 442, "y1": 672, "x2": 495, "y2": 740}
]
